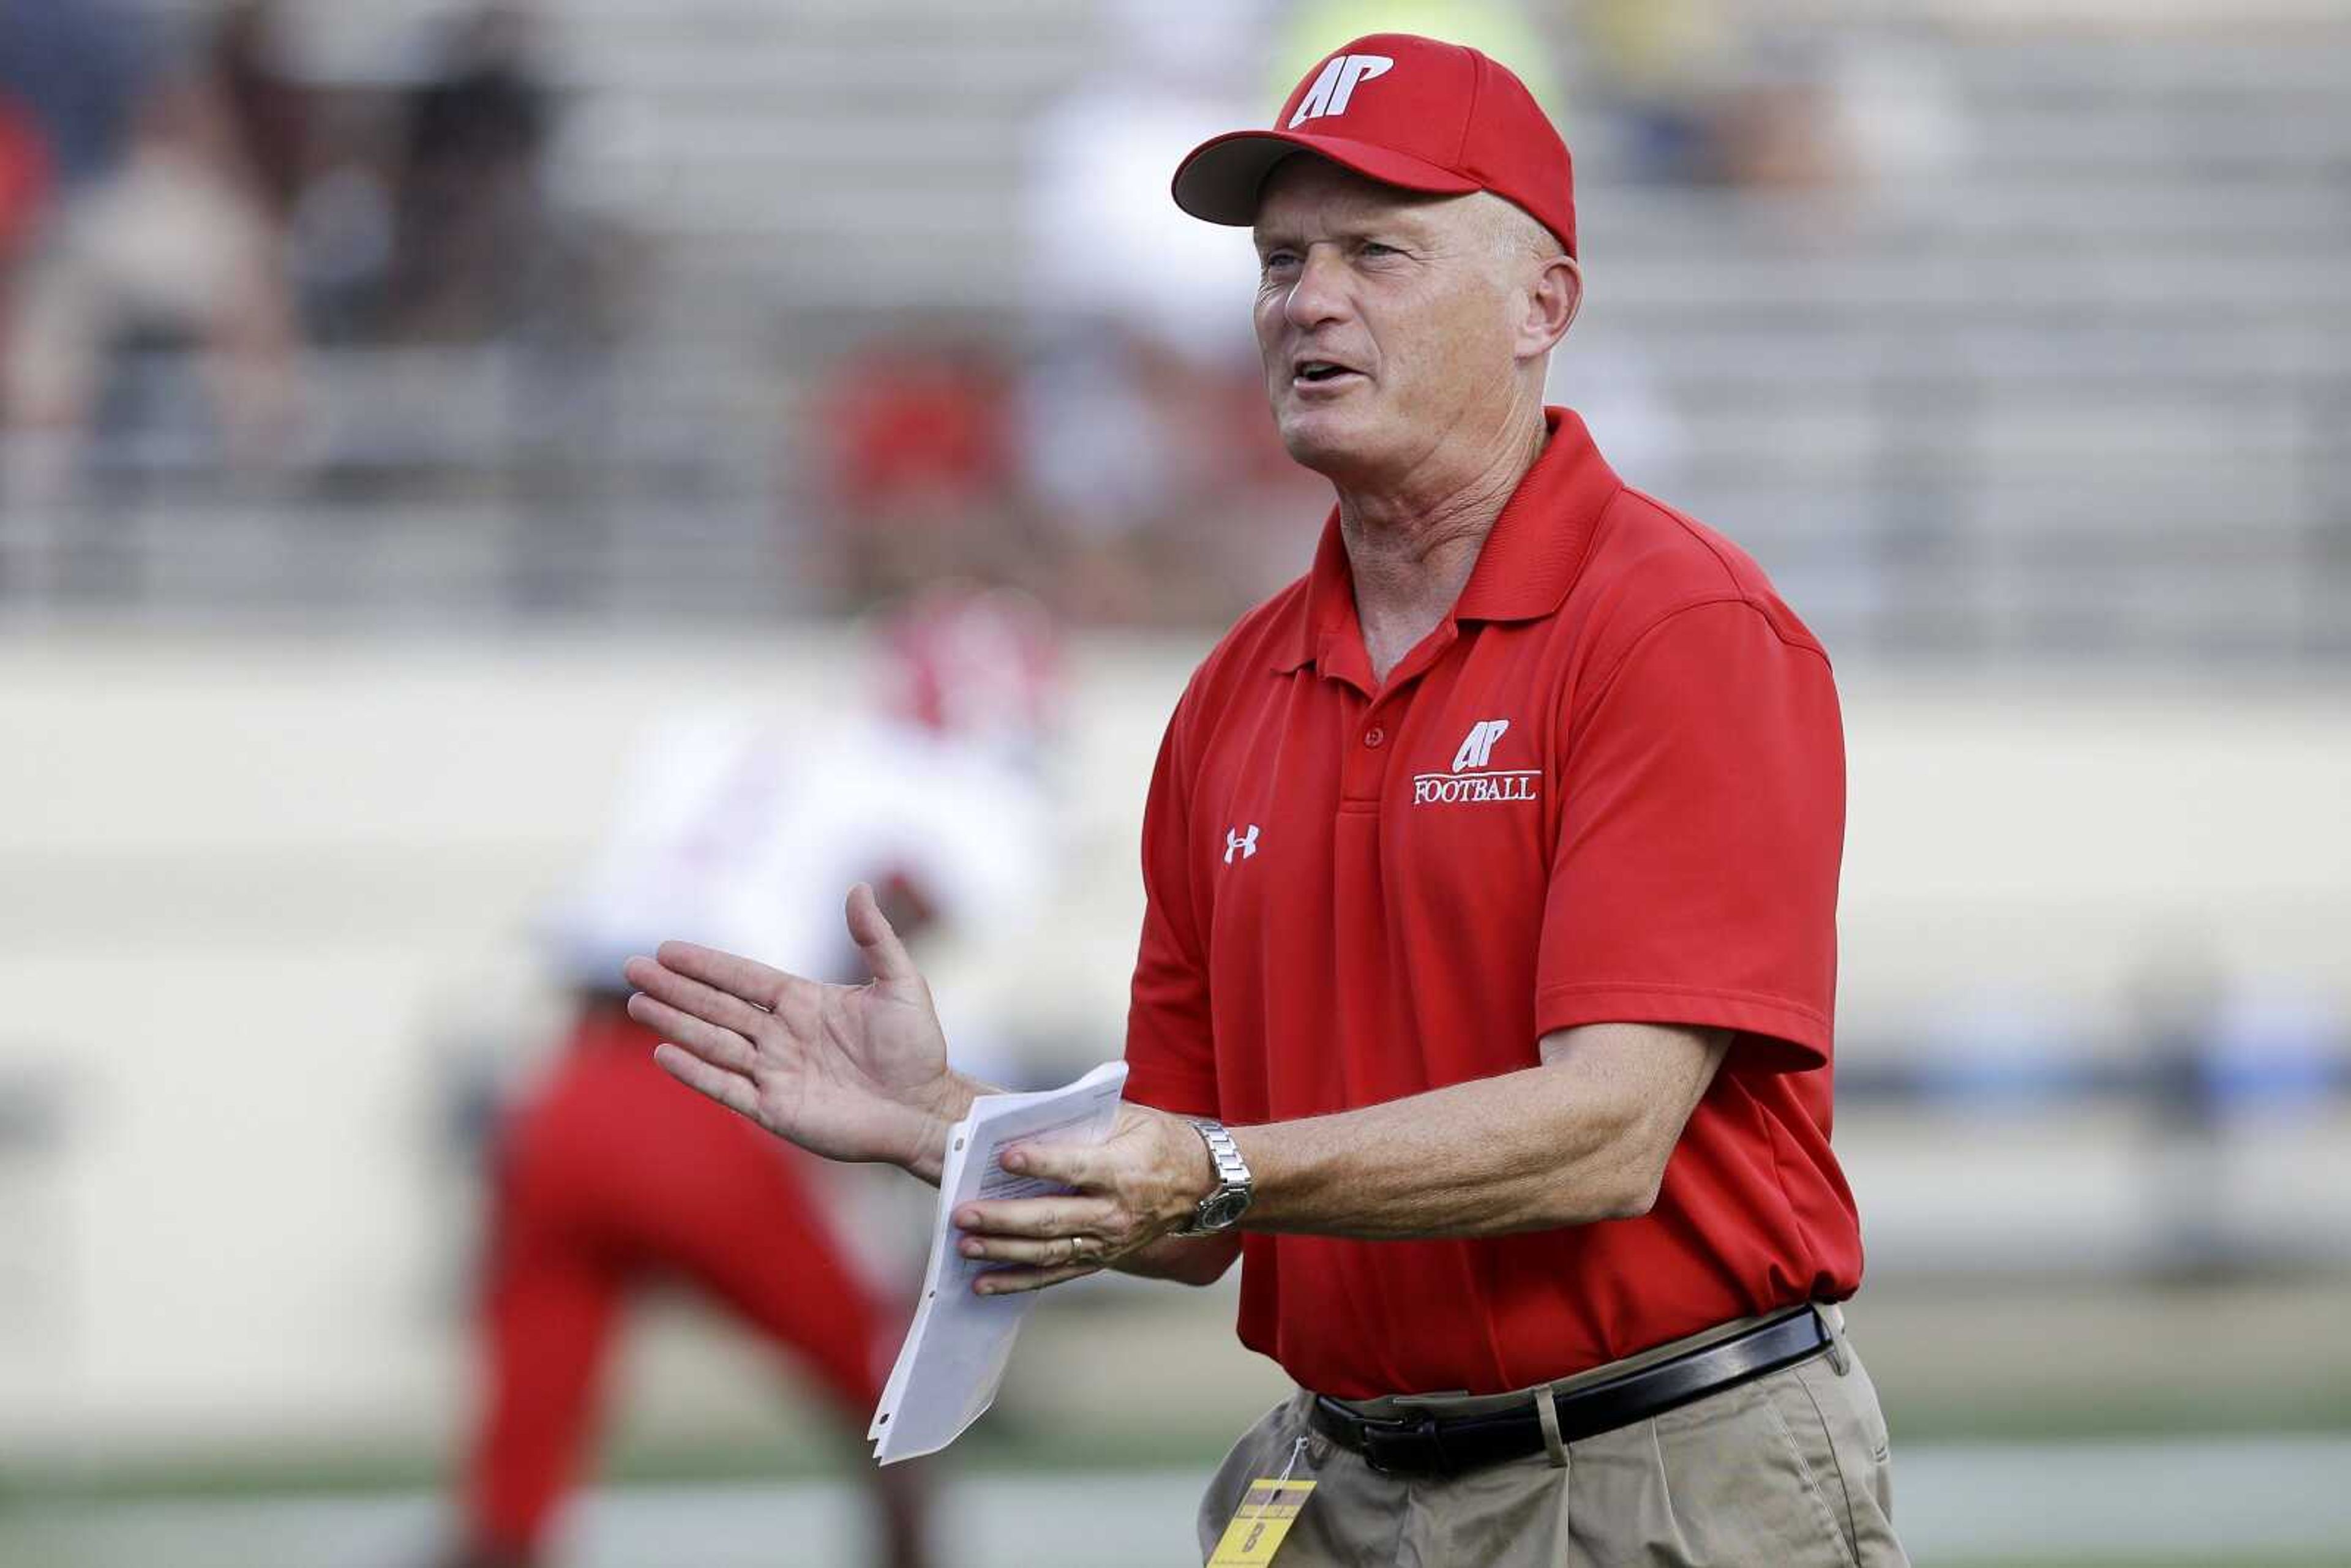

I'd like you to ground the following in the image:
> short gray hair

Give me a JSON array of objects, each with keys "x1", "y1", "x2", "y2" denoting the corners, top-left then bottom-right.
[{"x1": 1465, "y1": 190, "x2": 1565, "y2": 268}]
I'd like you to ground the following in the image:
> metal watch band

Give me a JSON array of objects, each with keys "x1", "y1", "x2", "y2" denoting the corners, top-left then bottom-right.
[{"x1": 1177, "y1": 1119, "x2": 1253, "y2": 1236}]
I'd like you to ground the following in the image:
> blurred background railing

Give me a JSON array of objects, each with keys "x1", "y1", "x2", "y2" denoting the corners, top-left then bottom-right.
[{"x1": 4, "y1": 1, "x2": 2347, "y2": 655}]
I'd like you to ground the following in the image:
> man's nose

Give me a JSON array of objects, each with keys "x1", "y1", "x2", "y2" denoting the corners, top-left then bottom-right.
[{"x1": 1281, "y1": 245, "x2": 1351, "y2": 331}]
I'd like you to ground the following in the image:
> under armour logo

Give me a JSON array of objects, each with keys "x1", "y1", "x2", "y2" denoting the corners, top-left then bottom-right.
[
  {"x1": 1288, "y1": 53, "x2": 1393, "y2": 128},
  {"x1": 1452, "y1": 719, "x2": 1510, "y2": 773},
  {"x1": 1224, "y1": 825, "x2": 1259, "y2": 864}
]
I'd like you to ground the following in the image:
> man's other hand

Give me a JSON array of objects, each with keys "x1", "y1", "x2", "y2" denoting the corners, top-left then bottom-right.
[
  {"x1": 624, "y1": 882, "x2": 972, "y2": 1182},
  {"x1": 948, "y1": 1103, "x2": 1220, "y2": 1294}
]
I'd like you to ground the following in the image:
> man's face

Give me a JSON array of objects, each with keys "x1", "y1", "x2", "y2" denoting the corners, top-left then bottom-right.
[{"x1": 1251, "y1": 157, "x2": 1524, "y2": 486}]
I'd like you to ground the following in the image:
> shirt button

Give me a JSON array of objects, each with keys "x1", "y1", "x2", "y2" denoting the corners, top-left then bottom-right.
[{"x1": 1363, "y1": 727, "x2": 1385, "y2": 748}]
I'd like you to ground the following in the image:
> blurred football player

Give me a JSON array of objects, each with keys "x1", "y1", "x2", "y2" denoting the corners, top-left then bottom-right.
[{"x1": 436, "y1": 587, "x2": 1059, "y2": 1568}]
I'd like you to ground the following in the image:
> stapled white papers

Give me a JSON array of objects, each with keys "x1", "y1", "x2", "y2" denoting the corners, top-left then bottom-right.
[{"x1": 869, "y1": 1062, "x2": 1128, "y2": 1463}]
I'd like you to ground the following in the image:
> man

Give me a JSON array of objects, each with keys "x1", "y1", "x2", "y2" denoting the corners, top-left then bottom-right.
[{"x1": 630, "y1": 34, "x2": 1907, "y2": 1567}]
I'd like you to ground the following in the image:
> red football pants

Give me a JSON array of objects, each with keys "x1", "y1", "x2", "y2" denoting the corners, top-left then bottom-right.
[{"x1": 463, "y1": 1015, "x2": 890, "y2": 1556}]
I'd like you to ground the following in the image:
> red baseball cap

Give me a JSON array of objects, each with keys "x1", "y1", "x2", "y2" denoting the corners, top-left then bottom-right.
[{"x1": 1171, "y1": 33, "x2": 1576, "y2": 258}]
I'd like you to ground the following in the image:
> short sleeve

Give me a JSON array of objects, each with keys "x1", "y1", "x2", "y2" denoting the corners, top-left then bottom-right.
[
  {"x1": 1122, "y1": 700, "x2": 1223, "y2": 1116},
  {"x1": 1536, "y1": 599, "x2": 1844, "y2": 1072}
]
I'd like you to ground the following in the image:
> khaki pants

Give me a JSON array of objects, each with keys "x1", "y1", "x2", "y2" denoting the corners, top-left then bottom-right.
[{"x1": 1196, "y1": 1307, "x2": 1909, "y2": 1567}]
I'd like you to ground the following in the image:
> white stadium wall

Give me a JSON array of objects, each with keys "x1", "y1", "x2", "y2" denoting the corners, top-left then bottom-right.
[{"x1": 1, "y1": 631, "x2": 2346, "y2": 1456}]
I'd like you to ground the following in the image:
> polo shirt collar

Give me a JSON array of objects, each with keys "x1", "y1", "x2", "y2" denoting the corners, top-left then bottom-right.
[{"x1": 1273, "y1": 407, "x2": 1623, "y2": 675}]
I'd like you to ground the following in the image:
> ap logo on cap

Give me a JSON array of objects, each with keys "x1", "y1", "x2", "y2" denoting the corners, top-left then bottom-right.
[{"x1": 1287, "y1": 53, "x2": 1393, "y2": 128}]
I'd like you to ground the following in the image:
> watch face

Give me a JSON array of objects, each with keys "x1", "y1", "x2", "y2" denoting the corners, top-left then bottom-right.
[{"x1": 1199, "y1": 1190, "x2": 1250, "y2": 1231}]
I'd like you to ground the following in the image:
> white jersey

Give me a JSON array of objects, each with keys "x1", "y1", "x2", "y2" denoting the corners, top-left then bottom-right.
[{"x1": 546, "y1": 709, "x2": 1050, "y2": 991}]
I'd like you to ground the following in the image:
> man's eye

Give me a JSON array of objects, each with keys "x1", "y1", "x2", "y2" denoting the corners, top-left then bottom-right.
[
  {"x1": 1261, "y1": 252, "x2": 1300, "y2": 275},
  {"x1": 1359, "y1": 242, "x2": 1400, "y2": 260}
]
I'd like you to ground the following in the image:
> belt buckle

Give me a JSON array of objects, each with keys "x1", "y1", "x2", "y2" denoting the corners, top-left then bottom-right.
[{"x1": 1359, "y1": 1411, "x2": 1445, "y2": 1476}]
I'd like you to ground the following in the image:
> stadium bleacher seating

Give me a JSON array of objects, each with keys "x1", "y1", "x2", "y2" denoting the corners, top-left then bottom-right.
[{"x1": 8, "y1": 2, "x2": 2345, "y2": 659}]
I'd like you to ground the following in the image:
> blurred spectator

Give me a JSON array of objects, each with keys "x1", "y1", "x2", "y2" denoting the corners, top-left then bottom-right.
[
  {"x1": 0, "y1": 91, "x2": 50, "y2": 282},
  {"x1": 208, "y1": 0, "x2": 310, "y2": 217},
  {"x1": 0, "y1": 0, "x2": 149, "y2": 194},
  {"x1": 0, "y1": 96, "x2": 51, "y2": 248},
  {"x1": 388, "y1": 4, "x2": 555, "y2": 340},
  {"x1": 1821, "y1": 24, "x2": 1971, "y2": 194},
  {"x1": 1016, "y1": 326, "x2": 1317, "y2": 626},
  {"x1": 1575, "y1": 2, "x2": 1957, "y2": 197},
  {"x1": 1026, "y1": 1, "x2": 1262, "y2": 364},
  {"x1": 1019, "y1": 0, "x2": 1322, "y2": 625},
  {"x1": 0, "y1": 91, "x2": 50, "y2": 475},
  {"x1": 286, "y1": 140, "x2": 400, "y2": 345},
  {"x1": 1708, "y1": 67, "x2": 1851, "y2": 192},
  {"x1": 2, "y1": 68, "x2": 298, "y2": 501},
  {"x1": 1578, "y1": 0, "x2": 1735, "y2": 184},
  {"x1": 811, "y1": 339, "x2": 1023, "y2": 607}
]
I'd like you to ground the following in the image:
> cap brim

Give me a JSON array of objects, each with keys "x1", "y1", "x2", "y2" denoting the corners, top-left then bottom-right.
[{"x1": 1171, "y1": 129, "x2": 1482, "y2": 227}]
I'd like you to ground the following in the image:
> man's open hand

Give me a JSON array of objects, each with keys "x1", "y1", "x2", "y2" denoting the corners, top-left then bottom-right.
[{"x1": 624, "y1": 882, "x2": 972, "y2": 1181}]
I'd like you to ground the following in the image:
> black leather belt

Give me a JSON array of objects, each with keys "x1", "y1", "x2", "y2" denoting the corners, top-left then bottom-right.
[{"x1": 1308, "y1": 1306, "x2": 1831, "y2": 1476}]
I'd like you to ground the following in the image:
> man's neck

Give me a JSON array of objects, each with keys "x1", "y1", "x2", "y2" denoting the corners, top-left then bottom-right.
[{"x1": 1333, "y1": 407, "x2": 1549, "y2": 683}]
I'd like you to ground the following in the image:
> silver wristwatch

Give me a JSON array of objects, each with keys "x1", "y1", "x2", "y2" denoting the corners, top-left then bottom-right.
[{"x1": 1176, "y1": 1119, "x2": 1253, "y2": 1236}]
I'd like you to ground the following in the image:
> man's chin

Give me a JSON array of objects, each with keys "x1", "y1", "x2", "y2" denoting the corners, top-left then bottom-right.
[{"x1": 1275, "y1": 407, "x2": 1379, "y2": 478}]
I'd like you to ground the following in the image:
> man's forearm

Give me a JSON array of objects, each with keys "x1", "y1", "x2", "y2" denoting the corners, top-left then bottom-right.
[
  {"x1": 945, "y1": 1029, "x2": 1723, "y2": 1292},
  {"x1": 1227, "y1": 1026, "x2": 1729, "y2": 1240}
]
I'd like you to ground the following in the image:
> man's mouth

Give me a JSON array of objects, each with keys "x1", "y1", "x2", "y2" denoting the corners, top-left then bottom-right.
[{"x1": 1292, "y1": 358, "x2": 1365, "y2": 388}]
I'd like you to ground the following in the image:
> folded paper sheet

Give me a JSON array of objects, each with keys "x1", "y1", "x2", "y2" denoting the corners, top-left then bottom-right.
[{"x1": 869, "y1": 1062, "x2": 1128, "y2": 1463}]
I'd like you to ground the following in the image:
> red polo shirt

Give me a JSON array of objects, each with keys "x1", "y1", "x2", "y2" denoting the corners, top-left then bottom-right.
[{"x1": 1123, "y1": 408, "x2": 1859, "y2": 1399}]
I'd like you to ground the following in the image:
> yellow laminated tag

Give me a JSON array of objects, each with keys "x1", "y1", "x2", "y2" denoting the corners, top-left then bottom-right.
[{"x1": 1207, "y1": 1476, "x2": 1317, "y2": 1566}]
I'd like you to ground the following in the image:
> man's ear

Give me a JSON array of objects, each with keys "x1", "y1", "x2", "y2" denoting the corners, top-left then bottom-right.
[{"x1": 1516, "y1": 255, "x2": 1583, "y2": 360}]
